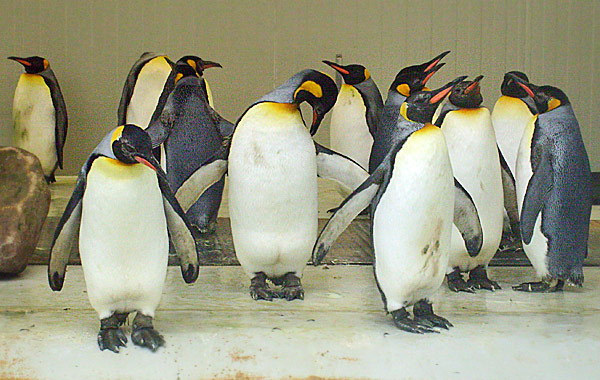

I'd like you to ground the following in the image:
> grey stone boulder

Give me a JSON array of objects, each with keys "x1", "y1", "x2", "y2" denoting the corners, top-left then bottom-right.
[{"x1": 0, "y1": 147, "x2": 51, "y2": 274}]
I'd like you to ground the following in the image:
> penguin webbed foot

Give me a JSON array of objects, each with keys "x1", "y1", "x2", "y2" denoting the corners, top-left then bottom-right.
[
  {"x1": 249, "y1": 272, "x2": 277, "y2": 301},
  {"x1": 131, "y1": 313, "x2": 165, "y2": 352},
  {"x1": 467, "y1": 266, "x2": 501, "y2": 291},
  {"x1": 98, "y1": 314, "x2": 128, "y2": 353},
  {"x1": 512, "y1": 279, "x2": 565, "y2": 293},
  {"x1": 413, "y1": 300, "x2": 453, "y2": 330},
  {"x1": 279, "y1": 272, "x2": 304, "y2": 301},
  {"x1": 446, "y1": 268, "x2": 475, "y2": 293},
  {"x1": 391, "y1": 308, "x2": 439, "y2": 334}
]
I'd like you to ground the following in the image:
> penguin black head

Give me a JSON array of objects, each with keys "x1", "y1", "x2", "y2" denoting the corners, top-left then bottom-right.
[
  {"x1": 293, "y1": 70, "x2": 338, "y2": 135},
  {"x1": 449, "y1": 75, "x2": 484, "y2": 108},
  {"x1": 322, "y1": 61, "x2": 370, "y2": 85},
  {"x1": 390, "y1": 51, "x2": 450, "y2": 97},
  {"x1": 173, "y1": 62, "x2": 200, "y2": 84},
  {"x1": 8, "y1": 56, "x2": 49, "y2": 74},
  {"x1": 110, "y1": 124, "x2": 161, "y2": 171},
  {"x1": 177, "y1": 55, "x2": 222, "y2": 76},
  {"x1": 507, "y1": 73, "x2": 570, "y2": 114},
  {"x1": 501, "y1": 71, "x2": 529, "y2": 98},
  {"x1": 401, "y1": 76, "x2": 467, "y2": 123}
]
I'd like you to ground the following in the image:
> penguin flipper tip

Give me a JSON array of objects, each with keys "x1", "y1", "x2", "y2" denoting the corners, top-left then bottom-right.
[
  {"x1": 49, "y1": 271, "x2": 65, "y2": 291},
  {"x1": 182, "y1": 263, "x2": 199, "y2": 284}
]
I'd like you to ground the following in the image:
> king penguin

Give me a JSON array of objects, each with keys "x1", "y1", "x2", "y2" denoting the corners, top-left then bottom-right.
[
  {"x1": 322, "y1": 60, "x2": 383, "y2": 175},
  {"x1": 117, "y1": 52, "x2": 174, "y2": 128},
  {"x1": 9, "y1": 56, "x2": 68, "y2": 183},
  {"x1": 172, "y1": 69, "x2": 370, "y2": 301},
  {"x1": 369, "y1": 51, "x2": 449, "y2": 173},
  {"x1": 146, "y1": 61, "x2": 232, "y2": 236},
  {"x1": 48, "y1": 124, "x2": 199, "y2": 353},
  {"x1": 509, "y1": 74, "x2": 591, "y2": 292},
  {"x1": 435, "y1": 76, "x2": 504, "y2": 292},
  {"x1": 492, "y1": 71, "x2": 538, "y2": 248},
  {"x1": 312, "y1": 77, "x2": 482, "y2": 333}
]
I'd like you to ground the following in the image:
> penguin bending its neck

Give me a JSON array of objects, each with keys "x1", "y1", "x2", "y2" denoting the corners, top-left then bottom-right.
[
  {"x1": 313, "y1": 76, "x2": 480, "y2": 333},
  {"x1": 369, "y1": 51, "x2": 449, "y2": 173},
  {"x1": 509, "y1": 74, "x2": 591, "y2": 292},
  {"x1": 173, "y1": 69, "x2": 369, "y2": 301},
  {"x1": 49, "y1": 124, "x2": 199, "y2": 353},
  {"x1": 9, "y1": 56, "x2": 68, "y2": 183}
]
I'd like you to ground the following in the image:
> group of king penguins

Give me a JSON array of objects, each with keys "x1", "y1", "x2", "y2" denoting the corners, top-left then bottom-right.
[{"x1": 7, "y1": 48, "x2": 591, "y2": 352}]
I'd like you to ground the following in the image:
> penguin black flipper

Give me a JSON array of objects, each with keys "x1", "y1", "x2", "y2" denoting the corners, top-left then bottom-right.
[
  {"x1": 48, "y1": 157, "x2": 95, "y2": 291},
  {"x1": 354, "y1": 80, "x2": 384, "y2": 136},
  {"x1": 208, "y1": 106, "x2": 235, "y2": 138},
  {"x1": 453, "y1": 179, "x2": 484, "y2": 257},
  {"x1": 520, "y1": 147, "x2": 554, "y2": 245},
  {"x1": 312, "y1": 165, "x2": 386, "y2": 265},
  {"x1": 146, "y1": 107, "x2": 176, "y2": 149},
  {"x1": 174, "y1": 140, "x2": 230, "y2": 212},
  {"x1": 40, "y1": 68, "x2": 68, "y2": 170},
  {"x1": 157, "y1": 174, "x2": 200, "y2": 284},
  {"x1": 314, "y1": 142, "x2": 369, "y2": 194},
  {"x1": 498, "y1": 146, "x2": 521, "y2": 239},
  {"x1": 118, "y1": 52, "x2": 173, "y2": 125}
]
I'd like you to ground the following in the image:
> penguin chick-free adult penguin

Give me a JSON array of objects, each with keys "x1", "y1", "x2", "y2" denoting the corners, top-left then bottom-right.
[
  {"x1": 322, "y1": 60, "x2": 383, "y2": 174},
  {"x1": 509, "y1": 74, "x2": 591, "y2": 292},
  {"x1": 9, "y1": 56, "x2": 67, "y2": 183},
  {"x1": 313, "y1": 77, "x2": 482, "y2": 333},
  {"x1": 435, "y1": 76, "x2": 504, "y2": 292},
  {"x1": 369, "y1": 51, "x2": 449, "y2": 173},
  {"x1": 173, "y1": 70, "x2": 370, "y2": 301},
  {"x1": 492, "y1": 71, "x2": 538, "y2": 248},
  {"x1": 147, "y1": 61, "x2": 232, "y2": 236},
  {"x1": 117, "y1": 52, "x2": 173, "y2": 128},
  {"x1": 48, "y1": 125, "x2": 199, "y2": 353}
]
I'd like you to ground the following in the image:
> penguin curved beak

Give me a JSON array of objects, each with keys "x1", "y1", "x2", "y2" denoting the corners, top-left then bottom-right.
[
  {"x1": 8, "y1": 56, "x2": 31, "y2": 67},
  {"x1": 507, "y1": 73, "x2": 536, "y2": 98},
  {"x1": 464, "y1": 75, "x2": 484, "y2": 95},
  {"x1": 430, "y1": 75, "x2": 467, "y2": 104},
  {"x1": 424, "y1": 51, "x2": 451, "y2": 73},
  {"x1": 322, "y1": 60, "x2": 350, "y2": 75},
  {"x1": 310, "y1": 109, "x2": 324, "y2": 135},
  {"x1": 134, "y1": 155, "x2": 158, "y2": 171},
  {"x1": 200, "y1": 60, "x2": 222, "y2": 70},
  {"x1": 422, "y1": 62, "x2": 446, "y2": 86}
]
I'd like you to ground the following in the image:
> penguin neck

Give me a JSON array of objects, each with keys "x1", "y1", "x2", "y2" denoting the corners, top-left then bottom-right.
[{"x1": 385, "y1": 90, "x2": 406, "y2": 108}]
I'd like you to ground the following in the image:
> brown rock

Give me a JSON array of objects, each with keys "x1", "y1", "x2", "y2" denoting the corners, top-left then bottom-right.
[{"x1": 0, "y1": 147, "x2": 51, "y2": 274}]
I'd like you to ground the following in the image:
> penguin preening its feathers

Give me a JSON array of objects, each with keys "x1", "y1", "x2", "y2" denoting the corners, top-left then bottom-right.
[{"x1": 9, "y1": 55, "x2": 68, "y2": 183}]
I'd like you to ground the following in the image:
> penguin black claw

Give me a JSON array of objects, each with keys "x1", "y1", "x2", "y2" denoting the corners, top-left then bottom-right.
[
  {"x1": 249, "y1": 273, "x2": 275, "y2": 301},
  {"x1": 446, "y1": 269, "x2": 475, "y2": 293},
  {"x1": 98, "y1": 314, "x2": 128, "y2": 353},
  {"x1": 512, "y1": 279, "x2": 564, "y2": 293},
  {"x1": 280, "y1": 273, "x2": 304, "y2": 301},
  {"x1": 390, "y1": 308, "x2": 438, "y2": 334},
  {"x1": 413, "y1": 300, "x2": 453, "y2": 330},
  {"x1": 467, "y1": 266, "x2": 501, "y2": 291},
  {"x1": 131, "y1": 314, "x2": 165, "y2": 352}
]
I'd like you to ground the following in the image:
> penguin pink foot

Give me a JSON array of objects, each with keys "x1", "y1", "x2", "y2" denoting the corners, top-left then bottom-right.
[
  {"x1": 131, "y1": 313, "x2": 165, "y2": 352},
  {"x1": 467, "y1": 265, "x2": 501, "y2": 291}
]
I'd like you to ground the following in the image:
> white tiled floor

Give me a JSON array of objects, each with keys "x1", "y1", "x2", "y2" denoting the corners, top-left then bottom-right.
[{"x1": 1, "y1": 265, "x2": 599, "y2": 380}]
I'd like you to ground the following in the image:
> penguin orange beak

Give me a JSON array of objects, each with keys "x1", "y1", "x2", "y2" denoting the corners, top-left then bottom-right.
[
  {"x1": 430, "y1": 75, "x2": 468, "y2": 104},
  {"x1": 322, "y1": 60, "x2": 350, "y2": 75},
  {"x1": 507, "y1": 73, "x2": 536, "y2": 98},
  {"x1": 464, "y1": 75, "x2": 484, "y2": 95},
  {"x1": 134, "y1": 156, "x2": 157, "y2": 171},
  {"x1": 422, "y1": 63, "x2": 446, "y2": 86},
  {"x1": 310, "y1": 109, "x2": 324, "y2": 135},
  {"x1": 8, "y1": 56, "x2": 31, "y2": 66}
]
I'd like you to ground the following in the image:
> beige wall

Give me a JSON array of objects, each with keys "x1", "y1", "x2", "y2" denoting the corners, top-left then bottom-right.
[{"x1": 1, "y1": 0, "x2": 599, "y2": 175}]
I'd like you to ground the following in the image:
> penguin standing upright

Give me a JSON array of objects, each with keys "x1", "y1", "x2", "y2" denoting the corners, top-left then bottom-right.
[
  {"x1": 9, "y1": 56, "x2": 68, "y2": 183},
  {"x1": 48, "y1": 125, "x2": 199, "y2": 353},
  {"x1": 312, "y1": 77, "x2": 482, "y2": 333},
  {"x1": 435, "y1": 76, "x2": 504, "y2": 292},
  {"x1": 509, "y1": 75, "x2": 591, "y2": 292},
  {"x1": 173, "y1": 69, "x2": 369, "y2": 301},
  {"x1": 369, "y1": 51, "x2": 449, "y2": 173},
  {"x1": 322, "y1": 60, "x2": 383, "y2": 173},
  {"x1": 117, "y1": 52, "x2": 173, "y2": 128},
  {"x1": 147, "y1": 61, "x2": 231, "y2": 235}
]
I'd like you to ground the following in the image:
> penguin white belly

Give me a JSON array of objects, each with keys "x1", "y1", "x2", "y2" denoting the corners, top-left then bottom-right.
[
  {"x1": 126, "y1": 57, "x2": 172, "y2": 129},
  {"x1": 442, "y1": 109, "x2": 504, "y2": 271},
  {"x1": 516, "y1": 116, "x2": 549, "y2": 278},
  {"x1": 12, "y1": 74, "x2": 57, "y2": 176},
  {"x1": 79, "y1": 157, "x2": 169, "y2": 319},
  {"x1": 228, "y1": 103, "x2": 317, "y2": 279},
  {"x1": 373, "y1": 126, "x2": 453, "y2": 312},
  {"x1": 330, "y1": 85, "x2": 372, "y2": 171},
  {"x1": 491, "y1": 96, "x2": 533, "y2": 175}
]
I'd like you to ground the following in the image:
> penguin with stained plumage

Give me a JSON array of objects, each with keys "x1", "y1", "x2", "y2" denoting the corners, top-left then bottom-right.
[
  {"x1": 48, "y1": 124, "x2": 199, "y2": 353},
  {"x1": 117, "y1": 52, "x2": 174, "y2": 128},
  {"x1": 369, "y1": 51, "x2": 449, "y2": 173},
  {"x1": 435, "y1": 76, "x2": 504, "y2": 292},
  {"x1": 173, "y1": 69, "x2": 369, "y2": 301},
  {"x1": 312, "y1": 77, "x2": 482, "y2": 333},
  {"x1": 147, "y1": 61, "x2": 232, "y2": 236},
  {"x1": 509, "y1": 74, "x2": 591, "y2": 292},
  {"x1": 322, "y1": 60, "x2": 383, "y2": 174},
  {"x1": 9, "y1": 56, "x2": 68, "y2": 183}
]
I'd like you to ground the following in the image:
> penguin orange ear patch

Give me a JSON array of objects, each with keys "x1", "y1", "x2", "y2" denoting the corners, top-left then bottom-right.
[
  {"x1": 397, "y1": 83, "x2": 411, "y2": 97},
  {"x1": 175, "y1": 73, "x2": 184, "y2": 84},
  {"x1": 547, "y1": 98, "x2": 561, "y2": 111},
  {"x1": 295, "y1": 81, "x2": 323, "y2": 99},
  {"x1": 111, "y1": 126, "x2": 125, "y2": 143},
  {"x1": 187, "y1": 59, "x2": 197, "y2": 70},
  {"x1": 364, "y1": 68, "x2": 371, "y2": 80}
]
